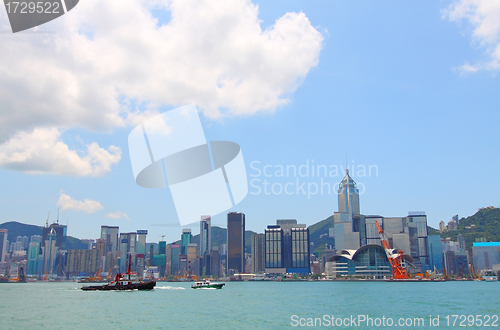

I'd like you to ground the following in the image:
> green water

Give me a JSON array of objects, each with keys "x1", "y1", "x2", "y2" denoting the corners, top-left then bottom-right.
[{"x1": 1, "y1": 281, "x2": 499, "y2": 329}]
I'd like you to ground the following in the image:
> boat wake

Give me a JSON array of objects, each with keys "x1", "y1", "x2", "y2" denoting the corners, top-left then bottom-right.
[{"x1": 155, "y1": 286, "x2": 185, "y2": 290}]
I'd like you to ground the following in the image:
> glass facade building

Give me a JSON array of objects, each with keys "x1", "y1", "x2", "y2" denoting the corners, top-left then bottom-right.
[
  {"x1": 199, "y1": 216, "x2": 211, "y2": 258},
  {"x1": 0, "y1": 229, "x2": 7, "y2": 263},
  {"x1": 227, "y1": 212, "x2": 245, "y2": 274},
  {"x1": 100, "y1": 226, "x2": 119, "y2": 254},
  {"x1": 265, "y1": 220, "x2": 310, "y2": 274},
  {"x1": 251, "y1": 233, "x2": 265, "y2": 273},
  {"x1": 337, "y1": 169, "x2": 360, "y2": 220},
  {"x1": 326, "y1": 245, "x2": 392, "y2": 278},
  {"x1": 181, "y1": 229, "x2": 191, "y2": 255}
]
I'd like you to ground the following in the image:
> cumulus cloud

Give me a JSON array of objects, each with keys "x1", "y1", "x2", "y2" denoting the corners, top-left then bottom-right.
[
  {"x1": 57, "y1": 191, "x2": 104, "y2": 213},
  {"x1": 0, "y1": 0, "x2": 323, "y2": 138},
  {"x1": 105, "y1": 211, "x2": 130, "y2": 221},
  {"x1": 0, "y1": 127, "x2": 121, "y2": 176},
  {"x1": 443, "y1": 0, "x2": 500, "y2": 73}
]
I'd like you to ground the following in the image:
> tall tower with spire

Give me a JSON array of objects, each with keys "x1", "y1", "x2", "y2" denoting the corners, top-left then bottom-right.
[
  {"x1": 337, "y1": 169, "x2": 360, "y2": 220},
  {"x1": 333, "y1": 169, "x2": 361, "y2": 250}
]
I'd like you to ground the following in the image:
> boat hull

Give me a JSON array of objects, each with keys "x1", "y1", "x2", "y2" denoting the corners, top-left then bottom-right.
[
  {"x1": 81, "y1": 280, "x2": 156, "y2": 291},
  {"x1": 191, "y1": 283, "x2": 225, "y2": 289}
]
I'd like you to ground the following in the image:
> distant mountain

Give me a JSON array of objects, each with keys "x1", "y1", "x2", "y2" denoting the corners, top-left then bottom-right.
[
  {"x1": 436, "y1": 206, "x2": 500, "y2": 249},
  {"x1": 308, "y1": 215, "x2": 335, "y2": 256},
  {"x1": 0, "y1": 221, "x2": 88, "y2": 250},
  {"x1": 0, "y1": 221, "x2": 42, "y2": 240}
]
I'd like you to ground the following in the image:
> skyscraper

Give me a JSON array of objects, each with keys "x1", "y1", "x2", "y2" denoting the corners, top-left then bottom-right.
[
  {"x1": 171, "y1": 244, "x2": 180, "y2": 275},
  {"x1": 251, "y1": 233, "x2": 265, "y2": 273},
  {"x1": 0, "y1": 229, "x2": 7, "y2": 263},
  {"x1": 337, "y1": 169, "x2": 360, "y2": 221},
  {"x1": 42, "y1": 222, "x2": 67, "y2": 249},
  {"x1": 199, "y1": 216, "x2": 211, "y2": 257},
  {"x1": 227, "y1": 212, "x2": 245, "y2": 274},
  {"x1": 265, "y1": 220, "x2": 310, "y2": 274},
  {"x1": 334, "y1": 169, "x2": 362, "y2": 250},
  {"x1": 27, "y1": 241, "x2": 40, "y2": 275},
  {"x1": 43, "y1": 228, "x2": 58, "y2": 275},
  {"x1": 181, "y1": 229, "x2": 192, "y2": 255},
  {"x1": 100, "y1": 226, "x2": 119, "y2": 254}
]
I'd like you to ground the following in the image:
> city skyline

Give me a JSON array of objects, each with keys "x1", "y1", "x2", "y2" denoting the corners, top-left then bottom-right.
[{"x1": 0, "y1": 1, "x2": 499, "y2": 245}]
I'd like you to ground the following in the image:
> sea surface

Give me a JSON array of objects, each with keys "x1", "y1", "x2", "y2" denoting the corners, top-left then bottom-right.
[{"x1": 1, "y1": 281, "x2": 499, "y2": 329}]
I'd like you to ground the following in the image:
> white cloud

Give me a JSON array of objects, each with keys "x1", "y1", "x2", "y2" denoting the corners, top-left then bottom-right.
[
  {"x1": 105, "y1": 211, "x2": 130, "y2": 221},
  {"x1": 444, "y1": 0, "x2": 500, "y2": 72},
  {"x1": 0, "y1": 127, "x2": 121, "y2": 176},
  {"x1": 57, "y1": 190, "x2": 104, "y2": 213},
  {"x1": 0, "y1": 0, "x2": 323, "y2": 142}
]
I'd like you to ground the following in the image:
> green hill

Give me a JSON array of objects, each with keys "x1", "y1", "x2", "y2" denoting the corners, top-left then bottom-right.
[
  {"x1": 308, "y1": 215, "x2": 335, "y2": 256},
  {"x1": 438, "y1": 206, "x2": 500, "y2": 249},
  {"x1": 0, "y1": 221, "x2": 89, "y2": 250}
]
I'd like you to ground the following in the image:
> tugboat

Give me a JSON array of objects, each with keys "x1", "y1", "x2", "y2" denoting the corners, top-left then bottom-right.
[
  {"x1": 191, "y1": 279, "x2": 225, "y2": 289},
  {"x1": 81, "y1": 255, "x2": 155, "y2": 291}
]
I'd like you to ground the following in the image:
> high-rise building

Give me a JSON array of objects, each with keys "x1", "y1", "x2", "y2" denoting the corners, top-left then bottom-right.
[
  {"x1": 42, "y1": 222, "x2": 67, "y2": 249},
  {"x1": 199, "y1": 216, "x2": 211, "y2": 257},
  {"x1": 210, "y1": 247, "x2": 220, "y2": 277},
  {"x1": 227, "y1": 212, "x2": 245, "y2": 274},
  {"x1": 427, "y1": 235, "x2": 443, "y2": 271},
  {"x1": 119, "y1": 232, "x2": 137, "y2": 272},
  {"x1": 171, "y1": 244, "x2": 180, "y2": 275},
  {"x1": 187, "y1": 243, "x2": 197, "y2": 275},
  {"x1": 334, "y1": 170, "x2": 361, "y2": 251},
  {"x1": 265, "y1": 220, "x2": 310, "y2": 274},
  {"x1": 27, "y1": 241, "x2": 40, "y2": 275},
  {"x1": 472, "y1": 242, "x2": 500, "y2": 273},
  {"x1": 136, "y1": 230, "x2": 147, "y2": 255},
  {"x1": 181, "y1": 229, "x2": 192, "y2": 255},
  {"x1": 43, "y1": 228, "x2": 58, "y2": 275},
  {"x1": 251, "y1": 233, "x2": 265, "y2": 273},
  {"x1": 338, "y1": 169, "x2": 360, "y2": 220},
  {"x1": 0, "y1": 229, "x2": 8, "y2": 263},
  {"x1": 439, "y1": 221, "x2": 446, "y2": 232},
  {"x1": 100, "y1": 226, "x2": 119, "y2": 254}
]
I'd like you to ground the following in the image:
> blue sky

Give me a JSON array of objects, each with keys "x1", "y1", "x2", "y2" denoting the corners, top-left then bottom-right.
[{"x1": 0, "y1": 0, "x2": 498, "y2": 243}]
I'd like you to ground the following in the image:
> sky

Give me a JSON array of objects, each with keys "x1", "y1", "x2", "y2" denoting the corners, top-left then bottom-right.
[{"x1": 0, "y1": 0, "x2": 499, "y2": 244}]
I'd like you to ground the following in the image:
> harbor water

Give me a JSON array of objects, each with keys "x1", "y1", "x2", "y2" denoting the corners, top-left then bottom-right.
[{"x1": 1, "y1": 281, "x2": 499, "y2": 329}]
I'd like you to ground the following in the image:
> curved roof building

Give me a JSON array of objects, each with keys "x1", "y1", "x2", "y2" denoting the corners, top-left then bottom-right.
[{"x1": 325, "y1": 244, "x2": 414, "y2": 279}]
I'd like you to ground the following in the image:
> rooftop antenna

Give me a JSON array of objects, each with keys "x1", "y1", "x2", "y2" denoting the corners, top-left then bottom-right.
[
  {"x1": 46, "y1": 211, "x2": 50, "y2": 227},
  {"x1": 57, "y1": 208, "x2": 59, "y2": 224},
  {"x1": 346, "y1": 154, "x2": 348, "y2": 175}
]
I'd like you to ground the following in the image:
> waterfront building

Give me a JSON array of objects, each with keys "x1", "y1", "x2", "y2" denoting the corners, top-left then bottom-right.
[
  {"x1": 210, "y1": 247, "x2": 220, "y2": 277},
  {"x1": 325, "y1": 245, "x2": 393, "y2": 278},
  {"x1": 119, "y1": 232, "x2": 137, "y2": 272},
  {"x1": 187, "y1": 243, "x2": 197, "y2": 275},
  {"x1": 0, "y1": 229, "x2": 8, "y2": 263},
  {"x1": 43, "y1": 228, "x2": 58, "y2": 275},
  {"x1": 100, "y1": 226, "x2": 119, "y2": 254},
  {"x1": 227, "y1": 212, "x2": 245, "y2": 274},
  {"x1": 472, "y1": 242, "x2": 500, "y2": 273},
  {"x1": 250, "y1": 233, "x2": 265, "y2": 273},
  {"x1": 199, "y1": 216, "x2": 211, "y2": 258},
  {"x1": 265, "y1": 219, "x2": 310, "y2": 274},
  {"x1": 444, "y1": 251, "x2": 458, "y2": 275},
  {"x1": 181, "y1": 229, "x2": 192, "y2": 255},
  {"x1": 427, "y1": 235, "x2": 443, "y2": 271},
  {"x1": 67, "y1": 249, "x2": 100, "y2": 276},
  {"x1": 165, "y1": 244, "x2": 172, "y2": 276},
  {"x1": 42, "y1": 222, "x2": 67, "y2": 250},
  {"x1": 27, "y1": 241, "x2": 40, "y2": 275},
  {"x1": 171, "y1": 244, "x2": 180, "y2": 275}
]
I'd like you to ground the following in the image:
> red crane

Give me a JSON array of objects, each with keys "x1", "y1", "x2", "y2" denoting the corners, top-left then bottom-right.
[{"x1": 375, "y1": 220, "x2": 409, "y2": 280}]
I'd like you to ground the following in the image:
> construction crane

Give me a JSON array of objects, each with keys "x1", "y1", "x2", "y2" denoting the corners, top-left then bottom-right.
[{"x1": 375, "y1": 220, "x2": 409, "y2": 280}]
